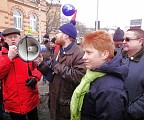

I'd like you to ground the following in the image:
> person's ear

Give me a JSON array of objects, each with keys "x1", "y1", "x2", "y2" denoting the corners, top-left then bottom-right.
[
  {"x1": 63, "y1": 33, "x2": 69, "y2": 39},
  {"x1": 101, "y1": 50, "x2": 109, "y2": 60},
  {"x1": 139, "y1": 38, "x2": 144, "y2": 46}
]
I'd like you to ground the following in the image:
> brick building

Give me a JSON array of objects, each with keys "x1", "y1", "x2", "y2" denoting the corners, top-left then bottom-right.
[{"x1": 0, "y1": 0, "x2": 61, "y2": 41}]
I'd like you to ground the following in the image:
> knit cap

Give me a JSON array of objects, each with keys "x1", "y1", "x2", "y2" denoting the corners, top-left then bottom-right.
[
  {"x1": 43, "y1": 33, "x2": 49, "y2": 39},
  {"x1": 59, "y1": 10, "x2": 77, "y2": 39},
  {"x1": 51, "y1": 37, "x2": 56, "y2": 43},
  {"x1": 113, "y1": 27, "x2": 124, "y2": 41}
]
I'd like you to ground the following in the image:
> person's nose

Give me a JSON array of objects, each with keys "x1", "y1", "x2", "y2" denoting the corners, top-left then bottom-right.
[{"x1": 122, "y1": 39, "x2": 127, "y2": 44}]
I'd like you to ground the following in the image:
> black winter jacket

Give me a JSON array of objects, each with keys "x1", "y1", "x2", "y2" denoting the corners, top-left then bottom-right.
[
  {"x1": 124, "y1": 47, "x2": 144, "y2": 120},
  {"x1": 81, "y1": 52, "x2": 129, "y2": 120}
]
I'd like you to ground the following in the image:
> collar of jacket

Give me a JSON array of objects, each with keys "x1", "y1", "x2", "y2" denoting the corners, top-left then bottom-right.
[
  {"x1": 60, "y1": 41, "x2": 75, "y2": 56},
  {"x1": 130, "y1": 47, "x2": 144, "y2": 62},
  {"x1": 1, "y1": 47, "x2": 8, "y2": 54},
  {"x1": 122, "y1": 47, "x2": 144, "y2": 62}
]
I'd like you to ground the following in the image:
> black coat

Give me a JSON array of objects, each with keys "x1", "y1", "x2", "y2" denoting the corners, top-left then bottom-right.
[
  {"x1": 81, "y1": 52, "x2": 129, "y2": 120},
  {"x1": 124, "y1": 48, "x2": 144, "y2": 120}
]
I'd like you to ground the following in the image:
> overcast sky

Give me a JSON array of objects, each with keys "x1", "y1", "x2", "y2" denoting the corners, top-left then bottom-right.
[{"x1": 60, "y1": 0, "x2": 144, "y2": 29}]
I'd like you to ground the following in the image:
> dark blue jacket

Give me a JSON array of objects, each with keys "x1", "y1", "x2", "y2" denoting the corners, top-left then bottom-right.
[
  {"x1": 124, "y1": 47, "x2": 144, "y2": 120},
  {"x1": 81, "y1": 52, "x2": 129, "y2": 120}
]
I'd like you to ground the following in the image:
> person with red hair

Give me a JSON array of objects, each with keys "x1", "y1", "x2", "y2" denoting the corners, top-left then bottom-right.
[{"x1": 70, "y1": 30, "x2": 129, "y2": 120}]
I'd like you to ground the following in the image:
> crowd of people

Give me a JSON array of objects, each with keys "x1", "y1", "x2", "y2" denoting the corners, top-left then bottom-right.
[{"x1": 0, "y1": 14, "x2": 144, "y2": 120}]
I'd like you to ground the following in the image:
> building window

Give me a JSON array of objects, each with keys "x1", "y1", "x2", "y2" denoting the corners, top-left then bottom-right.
[
  {"x1": 13, "y1": 10, "x2": 22, "y2": 30},
  {"x1": 30, "y1": 14, "x2": 37, "y2": 31}
]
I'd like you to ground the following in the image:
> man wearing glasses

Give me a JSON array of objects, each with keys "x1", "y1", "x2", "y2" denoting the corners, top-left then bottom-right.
[{"x1": 122, "y1": 28, "x2": 144, "y2": 120}]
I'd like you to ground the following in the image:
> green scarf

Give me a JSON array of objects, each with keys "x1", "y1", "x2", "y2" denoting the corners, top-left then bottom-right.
[{"x1": 70, "y1": 69, "x2": 106, "y2": 120}]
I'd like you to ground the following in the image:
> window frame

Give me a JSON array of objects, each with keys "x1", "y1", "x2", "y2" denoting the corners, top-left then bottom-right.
[
  {"x1": 13, "y1": 9, "x2": 23, "y2": 30},
  {"x1": 30, "y1": 14, "x2": 37, "y2": 31}
]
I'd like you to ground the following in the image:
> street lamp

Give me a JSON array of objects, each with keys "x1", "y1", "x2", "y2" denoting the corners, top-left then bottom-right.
[
  {"x1": 38, "y1": 3, "x2": 42, "y2": 43},
  {"x1": 95, "y1": 0, "x2": 99, "y2": 30}
]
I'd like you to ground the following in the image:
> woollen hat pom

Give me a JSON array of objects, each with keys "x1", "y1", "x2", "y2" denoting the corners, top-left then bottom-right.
[
  {"x1": 113, "y1": 27, "x2": 124, "y2": 41},
  {"x1": 59, "y1": 10, "x2": 77, "y2": 39}
]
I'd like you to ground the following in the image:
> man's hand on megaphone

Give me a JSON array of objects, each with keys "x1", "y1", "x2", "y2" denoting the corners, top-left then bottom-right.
[
  {"x1": 8, "y1": 45, "x2": 18, "y2": 61},
  {"x1": 34, "y1": 54, "x2": 44, "y2": 66}
]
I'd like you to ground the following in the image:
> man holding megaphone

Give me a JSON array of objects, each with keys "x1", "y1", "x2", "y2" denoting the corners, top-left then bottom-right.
[{"x1": 0, "y1": 28, "x2": 42, "y2": 120}]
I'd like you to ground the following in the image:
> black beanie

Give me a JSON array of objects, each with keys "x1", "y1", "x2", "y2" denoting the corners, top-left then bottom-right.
[
  {"x1": 113, "y1": 27, "x2": 124, "y2": 41},
  {"x1": 51, "y1": 37, "x2": 56, "y2": 43},
  {"x1": 43, "y1": 33, "x2": 49, "y2": 39}
]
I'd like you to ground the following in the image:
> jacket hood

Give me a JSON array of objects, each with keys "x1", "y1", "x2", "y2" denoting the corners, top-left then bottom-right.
[{"x1": 96, "y1": 51, "x2": 129, "y2": 80}]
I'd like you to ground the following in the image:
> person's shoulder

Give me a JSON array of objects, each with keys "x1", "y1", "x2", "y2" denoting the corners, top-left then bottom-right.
[
  {"x1": 1, "y1": 47, "x2": 8, "y2": 54},
  {"x1": 72, "y1": 43, "x2": 83, "y2": 54},
  {"x1": 73, "y1": 42, "x2": 82, "y2": 49},
  {"x1": 92, "y1": 74, "x2": 124, "y2": 90}
]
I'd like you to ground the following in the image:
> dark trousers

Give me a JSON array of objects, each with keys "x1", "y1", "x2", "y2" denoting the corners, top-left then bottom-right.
[
  {"x1": 0, "y1": 88, "x2": 4, "y2": 120},
  {"x1": 9, "y1": 107, "x2": 38, "y2": 120}
]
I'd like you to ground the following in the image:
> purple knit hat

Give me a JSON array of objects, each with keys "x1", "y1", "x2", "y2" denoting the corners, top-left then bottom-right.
[
  {"x1": 113, "y1": 27, "x2": 124, "y2": 41},
  {"x1": 59, "y1": 10, "x2": 77, "y2": 39}
]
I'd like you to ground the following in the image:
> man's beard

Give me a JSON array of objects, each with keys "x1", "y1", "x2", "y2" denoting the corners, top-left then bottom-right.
[{"x1": 55, "y1": 38, "x2": 65, "y2": 46}]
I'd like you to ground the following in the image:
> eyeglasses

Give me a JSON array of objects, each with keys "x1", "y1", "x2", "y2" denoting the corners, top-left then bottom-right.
[{"x1": 122, "y1": 38, "x2": 139, "y2": 42}]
